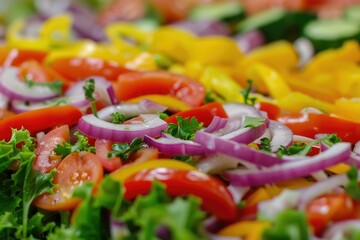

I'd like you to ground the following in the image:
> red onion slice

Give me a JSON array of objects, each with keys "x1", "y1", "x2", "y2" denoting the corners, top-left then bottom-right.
[
  {"x1": 323, "y1": 220, "x2": 360, "y2": 239},
  {"x1": 97, "y1": 100, "x2": 167, "y2": 121},
  {"x1": 234, "y1": 30, "x2": 265, "y2": 53},
  {"x1": 354, "y1": 140, "x2": 360, "y2": 155},
  {"x1": 194, "y1": 131, "x2": 284, "y2": 167},
  {"x1": 0, "y1": 67, "x2": 58, "y2": 102},
  {"x1": 138, "y1": 99, "x2": 167, "y2": 113},
  {"x1": 11, "y1": 96, "x2": 90, "y2": 113},
  {"x1": 171, "y1": 20, "x2": 230, "y2": 37},
  {"x1": 65, "y1": 76, "x2": 118, "y2": 105},
  {"x1": 224, "y1": 142, "x2": 351, "y2": 187},
  {"x1": 298, "y1": 173, "x2": 349, "y2": 210},
  {"x1": 268, "y1": 120, "x2": 293, "y2": 152},
  {"x1": 204, "y1": 116, "x2": 229, "y2": 133},
  {"x1": 196, "y1": 154, "x2": 244, "y2": 174},
  {"x1": 78, "y1": 114, "x2": 167, "y2": 143},
  {"x1": 0, "y1": 92, "x2": 8, "y2": 108},
  {"x1": 144, "y1": 134, "x2": 205, "y2": 156},
  {"x1": 222, "y1": 102, "x2": 262, "y2": 119}
]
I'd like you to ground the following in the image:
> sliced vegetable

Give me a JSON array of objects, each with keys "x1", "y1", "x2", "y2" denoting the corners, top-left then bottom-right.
[{"x1": 124, "y1": 168, "x2": 237, "y2": 220}]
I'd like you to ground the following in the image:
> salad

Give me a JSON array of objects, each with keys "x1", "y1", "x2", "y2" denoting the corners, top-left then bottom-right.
[{"x1": 0, "y1": 1, "x2": 360, "y2": 240}]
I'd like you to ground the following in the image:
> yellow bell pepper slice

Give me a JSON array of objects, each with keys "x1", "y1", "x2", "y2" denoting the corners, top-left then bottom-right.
[
  {"x1": 126, "y1": 94, "x2": 191, "y2": 112},
  {"x1": 241, "y1": 41, "x2": 298, "y2": 70},
  {"x1": 148, "y1": 27, "x2": 197, "y2": 62},
  {"x1": 245, "y1": 188, "x2": 272, "y2": 206},
  {"x1": 39, "y1": 14, "x2": 72, "y2": 48},
  {"x1": 106, "y1": 22, "x2": 149, "y2": 49},
  {"x1": 124, "y1": 52, "x2": 158, "y2": 71},
  {"x1": 110, "y1": 159, "x2": 196, "y2": 182},
  {"x1": 200, "y1": 66, "x2": 244, "y2": 102},
  {"x1": 247, "y1": 63, "x2": 291, "y2": 99},
  {"x1": 218, "y1": 221, "x2": 271, "y2": 240},
  {"x1": 326, "y1": 163, "x2": 351, "y2": 174},
  {"x1": 277, "y1": 92, "x2": 334, "y2": 113},
  {"x1": 334, "y1": 98, "x2": 360, "y2": 123},
  {"x1": 190, "y1": 36, "x2": 243, "y2": 65},
  {"x1": 6, "y1": 20, "x2": 49, "y2": 50},
  {"x1": 303, "y1": 40, "x2": 360, "y2": 76}
]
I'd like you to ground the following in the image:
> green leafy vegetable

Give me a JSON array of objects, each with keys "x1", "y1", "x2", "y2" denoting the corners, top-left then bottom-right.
[
  {"x1": 204, "y1": 92, "x2": 216, "y2": 103},
  {"x1": 345, "y1": 165, "x2": 360, "y2": 200},
  {"x1": 158, "y1": 112, "x2": 169, "y2": 120},
  {"x1": 259, "y1": 137, "x2": 272, "y2": 152},
  {"x1": 262, "y1": 210, "x2": 310, "y2": 240},
  {"x1": 242, "y1": 116, "x2": 265, "y2": 128},
  {"x1": 0, "y1": 128, "x2": 55, "y2": 239},
  {"x1": 54, "y1": 131, "x2": 95, "y2": 158},
  {"x1": 83, "y1": 79, "x2": 98, "y2": 117},
  {"x1": 119, "y1": 181, "x2": 206, "y2": 240},
  {"x1": 173, "y1": 155, "x2": 196, "y2": 166},
  {"x1": 166, "y1": 116, "x2": 203, "y2": 140},
  {"x1": 108, "y1": 138, "x2": 144, "y2": 160},
  {"x1": 275, "y1": 134, "x2": 341, "y2": 157},
  {"x1": 111, "y1": 112, "x2": 126, "y2": 124},
  {"x1": 25, "y1": 79, "x2": 64, "y2": 96},
  {"x1": 240, "y1": 79, "x2": 256, "y2": 106}
]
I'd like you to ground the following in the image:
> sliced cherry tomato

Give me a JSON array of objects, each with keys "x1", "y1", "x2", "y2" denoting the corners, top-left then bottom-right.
[
  {"x1": 95, "y1": 139, "x2": 122, "y2": 172},
  {"x1": 165, "y1": 102, "x2": 228, "y2": 126},
  {"x1": 98, "y1": 0, "x2": 144, "y2": 25},
  {"x1": 115, "y1": 71, "x2": 206, "y2": 107},
  {"x1": 124, "y1": 168, "x2": 237, "y2": 220},
  {"x1": 242, "y1": 0, "x2": 305, "y2": 15},
  {"x1": 33, "y1": 151, "x2": 103, "y2": 211},
  {"x1": 256, "y1": 102, "x2": 281, "y2": 120},
  {"x1": 0, "y1": 106, "x2": 82, "y2": 141},
  {"x1": 306, "y1": 192, "x2": 356, "y2": 235},
  {"x1": 50, "y1": 57, "x2": 133, "y2": 82},
  {"x1": 33, "y1": 125, "x2": 70, "y2": 173},
  {"x1": 277, "y1": 113, "x2": 360, "y2": 144},
  {"x1": 0, "y1": 47, "x2": 48, "y2": 67}
]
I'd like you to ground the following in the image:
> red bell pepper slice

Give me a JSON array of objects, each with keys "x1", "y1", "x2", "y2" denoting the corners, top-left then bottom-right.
[
  {"x1": 0, "y1": 106, "x2": 82, "y2": 141},
  {"x1": 124, "y1": 168, "x2": 237, "y2": 221},
  {"x1": 165, "y1": 102, "x2": 228, "y2": 126},
  {"x1": 50, "y1": 57, "x2": 133, "y2": 82},
  {"x1": 277, "y1": 112, "x2": 360, "y2": 144},
  {"x1": 0, "y1": 47, "x2": 48, "y2": 67},
  {"x1": 115, "y1": 71, "x2": 206, "y2": 107}
]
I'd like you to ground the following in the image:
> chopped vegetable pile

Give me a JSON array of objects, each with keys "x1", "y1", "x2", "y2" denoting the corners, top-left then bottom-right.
[{"x1": 0, "y1": 0, "x2": 360, "y2": 239}]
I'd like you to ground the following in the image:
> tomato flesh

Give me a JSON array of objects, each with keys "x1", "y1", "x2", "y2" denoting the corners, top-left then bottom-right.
[
  {"x1": 33, "y1": 151, "x2": 103, "y2": 211},
  {"x1": 33, "y1": 125, "x2": 70, "y2": 173}
]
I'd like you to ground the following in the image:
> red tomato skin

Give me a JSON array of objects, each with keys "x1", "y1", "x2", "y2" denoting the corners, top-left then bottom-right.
[
  {"x1": 116, "y1": 71, "x2": 206, "y2": 107},
  {"x1": 306, "y1": 193, "x2": 356, "y2": 236},
  {"x1": 124, "y1": 168, "x2": 237, "y2": 221},
  {"x1": 95, "y1": 139, "x2": 122, "y2": 172},
  {"x1": 50, "y1": 57, "x2": 133, "y2": 82},
  {"x1": 165, "y1": 102, "x2": 228, "y2": 126},
  {"x1": 33, "y1": 125, "x2": 70, "y2": 173},
  {"x1": 277, "y1": 113, "x2": 360, "y2": 144},
  {"x1": 0, "y1": 47, "x2": 48, "y2": 67},
  {"x1": 256, "y1": 102, "x2": 281, "y2": 120},
  {"x1": 33, "y1": 151, "x2": 104, "y2": 211}
]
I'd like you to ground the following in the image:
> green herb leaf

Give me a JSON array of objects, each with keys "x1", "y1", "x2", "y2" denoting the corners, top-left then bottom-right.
[
  {"x1": 204, "y1": 92, "x2": 216, "y2": 103},
  {"x1": 240, "y1": 79, "x2": 257, "y2": 106},
  {"x1": 83, "y1": 79, "x2": 98, "y2": 117},
  {"x1": 158, "y1": 112, "x2": 169, "y2": 120},
  {"x1": 173, "y1": 155, "x2": 196, "y2": 166},
  {"x1": 345, "y1": 166, "x2": 360, "y2": 200},
  {"x1": 259, "y1": 137, "x2": 272, "y2": 153},
  {"x1": 262, "y1": 210, "x2": 310, "y2": 240},
  {"x1": 109, "y1": 138, "x2": 144, "y2": 160},
  {"x1": 54, "y1": 131, "x2": 95, "y2": 158},
  {"x1": 242, "y1": 116, "x2": 265, "y2": 128},
  {"x1": 111, "y1": 112, "x2": 126, "y2": 124},
  {"x1": 166, "y1": 116, "x2": 203, "y2": 140},
  {"x1": 153, "y1": 53, "x2": 174, "y2": 69}
]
